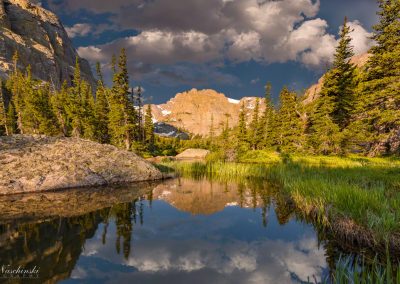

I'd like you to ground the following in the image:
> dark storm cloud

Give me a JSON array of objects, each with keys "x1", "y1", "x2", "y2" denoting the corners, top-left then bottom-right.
[{"x1": 45, "y1": 0, "x2": 375, "y2": 87}]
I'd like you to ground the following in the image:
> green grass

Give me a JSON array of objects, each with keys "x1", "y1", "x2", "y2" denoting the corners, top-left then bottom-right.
[
  {"x1": 239, "y1": 150, "x2": 400, "y2": 168},
  {"x1": 158, "y1": 154, "x2": 400, "y2": 282},
  {"x1": 325, "y1": 256, "x2": 400, "y2": 284},
  {"x1": 158, "y1": 154, "x2": 400, "y2": 240}
]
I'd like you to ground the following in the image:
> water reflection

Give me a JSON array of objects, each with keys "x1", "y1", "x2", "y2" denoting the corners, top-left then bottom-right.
[{"x1": 0, "y1": 178, "x2": 380, "y2": 283}]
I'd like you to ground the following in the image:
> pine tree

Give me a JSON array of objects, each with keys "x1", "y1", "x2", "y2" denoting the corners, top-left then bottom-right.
[
  {"x1": 248, "y1": 98, "x2": 260, "y2": 150},
  {"x1": 331, "y1": 17, "x2": 356, "y2": 128},
  {"x1": 309, "y1": 89, "x2": 342, "y2": 155},
  {"x1": 236, "y1": 103, "x2": 249, "y2": 154},
  {"x1": 94, "y1": 63, "x2": 110, "y2": 143},
  {"x1": 208, "y1": 114, "x2": 215, "y2": 147},
  {"x1": 82, "y1": 83, "x2": 96, "y2": 140},
  {"x1": 0, "y1": 80, "x2": 7, "y2": 135},
  {"x1": 6, "y1": 52, "x2": 24, "y2": 134},
  {"x1": 144, "y1": 104, "x2": 155, "y2": 150},
  {"x1": 33, "y1": 84, "x2": 59, "y2": 135},
  {"x1": 352, "y1": 0, "x2": 400, "y2": 155},
  {"x1": 6, "y1": 101, "x2": 17, "y2": 135},
  {"x1": 51, "y1": 81, "x2": 71, "y2": 136},
  {"x1": 238, "y1": 103, "x2": 248, "y2": 145},
  {"x1": 308, "y1": 17, "x2": 356, "y2": 154},
  {"x1": 66, "y1": 58, "x2": 85, "y2": 137},
  {"x1": 108, "y1": 49, "x2": 136, "y2": 150},
  {"x1": 135, "y1": 86, "x2": 144, "y2": 142},
  {"x1": 277, "y1": 87, "x2": 304, "y2": 152},
  {"x1": 261, "y1": 83, "x2": 276, "y2": 148}
]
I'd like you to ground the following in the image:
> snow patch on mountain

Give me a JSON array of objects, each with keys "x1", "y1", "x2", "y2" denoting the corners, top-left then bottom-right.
[{"x1": 228, "y1": 98, "x2": 240, "y2": 104}]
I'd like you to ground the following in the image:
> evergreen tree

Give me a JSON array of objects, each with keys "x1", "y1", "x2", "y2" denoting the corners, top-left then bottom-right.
[
  {"x1": 352, "y1": 0, "x2": 400, "y2": 155},
  {"x1": 144, "y1": 104, "x2": 155, "y2": 150},
  {"x1": 6, "y1": 101, "x2": 17, "y2": 135},
  {"x1": 208, "y1": 114, "x2": 215, "y2": 147},
  {"x1": 51, "y1": 81, "x2": 71, "y2": 136},
  {"x1": 331, "y1": 17, "x2": 356, "y2": 128},
  {"x1": 82, "y1": 83, "x2": 96, "y2": 140},
  {"x1": 0, "y1": 80, "x2": 7, "y2": 135},
  {"x1": 248, "y1": 98, "x2": 262, "y2": 149},
  {"x1": 6, "y1": 52, "x2": 25, "y2": 133},
  {"x1": 261, "y1": 83, "x2": 276, "y2": 148},
  {"x1": 277, "y1": 87, "x2": 304, "y2": 152},
  {"x1": 135, "y1": 86, "x2": 144, "y2": 142},
  {"x1": 94, "y1": 63, "x2": 110, "y2": 143},
  {"x1": 309, "y1": 91, "x2": 342, "y2": 155},
  {"x1": 108, "y1": 49, "x2": 136, "y2": 150},
  {"x1": 66, "y1": 58, "x2": 85, "y2": 137},
  {"x1": 238, "y1": 103, "x2": 248, "y2": 145},
  {"x1": 308, "y1": 17, "x2": 356, "y2": 154}
]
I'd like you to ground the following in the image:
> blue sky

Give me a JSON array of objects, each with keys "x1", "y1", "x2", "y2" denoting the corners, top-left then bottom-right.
[{"x1": 41, "y1": 0, "x2": 378, "y2": 104}]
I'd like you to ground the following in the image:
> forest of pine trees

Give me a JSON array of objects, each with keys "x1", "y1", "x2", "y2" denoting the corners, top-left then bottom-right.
[
  {"x1": 209, "y1": 1, "x2": 399, "y2": 158},
  {"x1": 0, "y1": 0, "x2": 398, "y2": 158},
  {"x1": 0, "y1": 49, "x2": 156, "y2": 154}
]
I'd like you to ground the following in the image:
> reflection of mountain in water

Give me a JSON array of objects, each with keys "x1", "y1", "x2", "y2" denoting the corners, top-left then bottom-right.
[
  {"x1": 0, "y1": 178, "x2": 391, "y2": 283},
  {"x1": 152, "y1": 178, "x2": 270, "y2": 215}
]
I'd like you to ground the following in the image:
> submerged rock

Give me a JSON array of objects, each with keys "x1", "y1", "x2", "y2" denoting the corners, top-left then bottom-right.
[{"x1": 0, "y1": 135, "x2": 163, "y2": 194}]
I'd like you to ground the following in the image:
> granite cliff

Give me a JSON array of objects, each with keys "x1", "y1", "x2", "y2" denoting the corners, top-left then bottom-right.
[{"x1": 0, "y1": 0, "x2": 94, "y2": 87}]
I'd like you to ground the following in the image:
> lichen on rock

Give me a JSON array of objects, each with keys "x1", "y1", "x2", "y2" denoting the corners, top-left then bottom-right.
[{"x1": 0, "y1": 135, "x2": 163, "y2": 194}]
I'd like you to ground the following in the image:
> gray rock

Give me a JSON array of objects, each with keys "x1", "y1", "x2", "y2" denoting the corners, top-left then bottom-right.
[
  {"x1": 0, "y1": 135, "x2": 164, "y2": 194},
  {"x1": 0, "y1": 0, "x2": 95, "y2": 87}
]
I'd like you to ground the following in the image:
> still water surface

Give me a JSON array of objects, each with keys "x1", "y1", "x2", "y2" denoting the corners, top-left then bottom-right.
[{"x1": 0, "y1": 178, "x2": 363, "y2": 283}]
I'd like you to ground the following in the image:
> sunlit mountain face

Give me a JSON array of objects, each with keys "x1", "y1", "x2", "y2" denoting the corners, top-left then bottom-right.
[{"x1": 39, "y1": 0, "x2": 378, "y2": 104}]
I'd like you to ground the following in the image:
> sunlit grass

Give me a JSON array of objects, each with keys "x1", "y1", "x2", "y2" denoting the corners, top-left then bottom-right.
[
  {"x1": 238, "y1": 150, "x2": 400, "y2": 168},
  {"x1": 158, "y1": 154, "x2": 400, "y2": 238}
]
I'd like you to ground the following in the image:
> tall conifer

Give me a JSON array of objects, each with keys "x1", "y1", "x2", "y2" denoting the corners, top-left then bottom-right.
[{"x1": 352, "y1": 0, "x2": 400, "y2": 155}]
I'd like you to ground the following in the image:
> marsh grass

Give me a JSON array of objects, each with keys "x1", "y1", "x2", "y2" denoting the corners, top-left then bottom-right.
[
  {"x1": 159, "y1": 154, "x2": 400, "y2": 240},
  {"x1": 158, "y1": 154, "x2": 400, "y2": 283},
  {"x1": 324, "y1": 255, "x2": 400, "y2": 284}
]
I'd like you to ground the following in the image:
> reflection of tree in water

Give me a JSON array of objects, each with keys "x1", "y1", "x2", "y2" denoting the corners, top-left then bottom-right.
[
  {"x1": 101, "y1": 196, "x2": 148, "y2": 260},
  {"x1": 0, "y1": 188, "x2": 152, "y2": 283},
  {"x1": 0, "y1": 209, "x2": 108, "y2": 284},
  {"x1": 113, "y1": 202, "x2": 133, "y2": 259}
]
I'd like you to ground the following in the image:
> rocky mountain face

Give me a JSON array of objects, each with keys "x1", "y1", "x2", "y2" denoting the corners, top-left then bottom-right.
[
  {"x1": 303, "y1": 53, "x2": 371, "y2": 105},
  {"x1": 0, "y1": 0, "x2": 94, "y2": 87},
  {"x1": 150, "y1": 89, "x2": 264, "y2": 136},
  {"x1": 152, "y1": 178, "x2": 265, "y2": 215}
]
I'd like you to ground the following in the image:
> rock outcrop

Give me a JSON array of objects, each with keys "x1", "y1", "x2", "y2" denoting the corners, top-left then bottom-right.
[
  {"x1": 0, "y1": 135, "x2": 163, "y2": 194},
  {"x1": 176, "y1": 148, "x2": 210, "y2": 160},
  {"x1": 0, "y1": 0, "x2": 94, "y2": 87},
  {"x1": 150, "y1": 89, "x2": 264, "y2": 136}
]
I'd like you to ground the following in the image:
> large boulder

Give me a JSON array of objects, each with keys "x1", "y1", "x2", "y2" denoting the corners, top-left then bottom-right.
[
  {"x1": 176, "y1": 148, "x2": 210, "y2": 160},
  {"x1": 0, "y1": 135, "x2": 163, "y2": 194}
]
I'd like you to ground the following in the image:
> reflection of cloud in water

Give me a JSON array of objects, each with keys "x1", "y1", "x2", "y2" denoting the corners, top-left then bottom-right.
[{"x1": 78, "y1": 234, "x2": 326, "y2": 283}]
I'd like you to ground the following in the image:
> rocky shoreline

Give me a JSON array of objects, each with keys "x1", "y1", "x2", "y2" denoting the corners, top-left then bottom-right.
[{"x1": 0, "y1": 135, "x2": 164, "y2": 194}]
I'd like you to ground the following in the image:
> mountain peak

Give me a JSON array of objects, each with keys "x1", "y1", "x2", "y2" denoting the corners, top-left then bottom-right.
[{"x1": 150, "y1": 89, "x2": 264, "y2": 136}]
